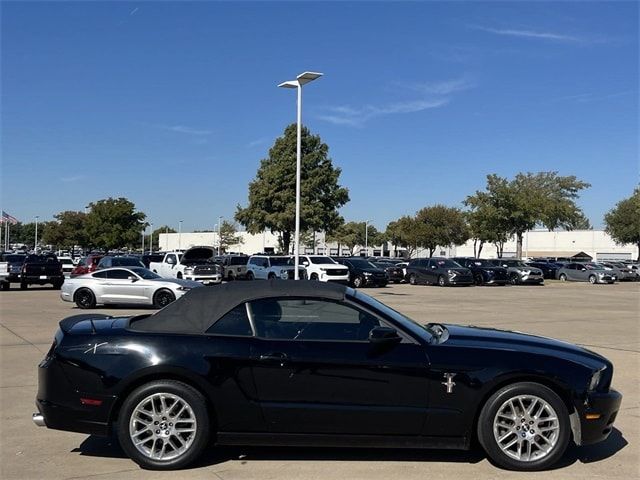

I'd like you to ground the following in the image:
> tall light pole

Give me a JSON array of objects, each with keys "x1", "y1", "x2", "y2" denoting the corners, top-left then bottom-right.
[
  {"x1": 149, "y1": 223, "x2": 153, "y2": 253},
  {"x1": 178, "y1": 220, "x2": 183, "y2": 251},
  {"x1": 34, "y1": 216, "x2": 40, "y2": 251},
  {"x1": 364, "y1": 220, "x2": 370, "y2": 257},
  {"x1": 141, "y1": 225, "x2": 145, "y2": 253},
  {"x1": 278, "y1": 71, "x2": 323, "y2": 279},
  {"x1": 217, "y1": 216, "x2": 223, "y2": 256}
]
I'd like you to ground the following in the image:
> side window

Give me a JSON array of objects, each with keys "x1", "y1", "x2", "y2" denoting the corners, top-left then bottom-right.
[
  {"x1": 249, "y1": 298, "x2": 380, "y2": 342},
  {"x1": 92, "y1": 271, "x2": 108, "y2": 279},
  {"x1": 262, "y1": 258, "x2": 270, "y2": 268},
  {"x1": 167, "y1": 254, "x2": 176, "y2": 264},
  {"x1": 107, "y1": 269, "x2": 131, "y2": 280},
  {"x1": 206, "y1": 305, "x2": 253, "y2": 336}
]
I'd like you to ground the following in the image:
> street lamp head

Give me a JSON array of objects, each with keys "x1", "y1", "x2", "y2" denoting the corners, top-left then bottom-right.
[
  {"x1": 297, "y1": 71, "x2": 323, "y2": 85},
  {"x1": 278, "y1": 80, "x2": 298, "y2": 89}
]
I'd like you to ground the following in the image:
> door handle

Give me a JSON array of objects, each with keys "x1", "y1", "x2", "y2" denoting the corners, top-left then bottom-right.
[{"x1": 259, "y1": 352, "x2": 289, "y2": 366}]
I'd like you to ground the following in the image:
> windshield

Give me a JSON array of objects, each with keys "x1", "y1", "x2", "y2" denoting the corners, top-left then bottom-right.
[
  {"x1": 433, "y1": 259, "x2": 461, "y2": 268},
  {"x1": 469, "y1": 259, "x2": 493, "y2": 267},
  {"x1": 309, "y1": 256, "x2": 336, "y2": 265},
  {"x1": 2, "y1": 254, "x2": 25, "y2": 263},
  {"x1": 586, "y1": 264, "x2": 605, "y2": 270},
  {"x1": 504, "y1": 260, "x2": 527, "y2": 267},
  {"x1": 26, "y1": 254, "x2": 58, "y2": 263},
  {"x1": 269, "y1": 257, "x2": 291, "y2": 266},
  {"x1": 113, "y1": 257, "x2": 144, "y2": 266},
  {"x1": 352, "y1": 290, "x2": 433, "y2": 343},
  {"x1": 130, "y1": 267, "x2": 161, "y2": 279},
  {"x1": 229, "y1": 257, "x2": 248, "y2": 265},
  {"x1": 348, "y1": 259, "x2": 377, "y2": 269}
]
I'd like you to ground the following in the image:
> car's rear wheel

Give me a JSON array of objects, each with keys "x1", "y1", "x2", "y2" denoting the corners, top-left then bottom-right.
[
  {"x1": 478, "y1": 382, "x2": 570, "y2": 471},
  {"x1": 246, "y1": 271, "x2": 254, "y2": 281},
  {"x1": 153, "y1": 289, "x2": 176, "y2": 308},
  {"x1": 2, "y1": 282, "x2": 9, "y2": 291},
  {"x1": 437, "y1": 275, "x2": 446, "y2": 287},
  {"x1": 509, "y1": 274, "x2": 520, "y2": 285},
  {"x1": 75, "y1": 288, "x2": 96, "y2": 309},
  {"x1": 474, "y1": 273, "x2": 484, "y2": 286},
  {"x1": 408, "y1": 273, "x2": 417, "y2": 285},
  {"x1": 117, "y1": 380, "x2": 210, "y2": 470},
  {"x1": 352, "y1": 275, "x2": 364, "y2": 288},
  {"x1": 588, "y1": 275, "x2": 597, "y2": 284},
  {"x1": 227, "y1": 272, "x2": 235, "y2": 281},
  {"x1": 176, "y1": 272, "x2": 183, "y2": 279},
  {"x1": 20, "y1": 281, "x2": 27, "y2": 290},
  {"x1": 558, "y1": 273, "x2": 567, "y2": 282}
]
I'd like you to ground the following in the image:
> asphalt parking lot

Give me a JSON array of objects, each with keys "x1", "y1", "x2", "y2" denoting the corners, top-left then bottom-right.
[{"x1": 1, "y1": 281, "x2": 638, "y2": 480}]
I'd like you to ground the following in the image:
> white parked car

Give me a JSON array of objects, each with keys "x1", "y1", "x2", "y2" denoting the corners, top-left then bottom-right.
[
  {"x1": 246, "y1": 255, "x2": 305, "y2": 280},
  {"x1": 149, "y1": 247, "x2": 222, "y2": 285},
  {"x1": 58, "y1": 256, "x2": 75, "y2": 277},
  {"x1": 299, "y1": 255, "x2": 349, "y2": 282},
  {"x1": 60, "y1": 267, "x2": 202, "y2": 309}
]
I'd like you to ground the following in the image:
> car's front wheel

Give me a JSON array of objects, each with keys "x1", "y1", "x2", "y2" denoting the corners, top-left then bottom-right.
[
  {"x1": 117, "y1": 380, "x2": 210, "y2": 470},
  {"x1": 352, "y1": 275, "x2": 364, "y2": 288},
  {"x1": 558, "y1": 273, "x2": 567, "y2": 282},
  {"x1": 408, "y1": 273, "x2": 417, "y2": 285},
  {"x1": 478, "y1": 382, "x2": 570, "y2": 471},
  {"x1": 588, "y1": 275, "x2": 597, "y2": 284},
  {"x1": 437, "y1": 275, "x2": 446, "y2": 287}
]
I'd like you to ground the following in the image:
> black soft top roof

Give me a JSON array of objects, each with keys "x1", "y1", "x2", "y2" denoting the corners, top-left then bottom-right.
[{"x1": 131, "y1": 280, "x2": 349, "y2": 334}]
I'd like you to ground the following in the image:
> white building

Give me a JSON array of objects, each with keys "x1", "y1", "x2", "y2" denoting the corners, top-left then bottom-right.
[{"x1": 159, "y1": 229, "x2": 638, "y2": 261}]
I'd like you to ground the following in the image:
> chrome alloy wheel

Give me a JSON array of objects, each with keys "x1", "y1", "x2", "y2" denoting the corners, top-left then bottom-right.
[
  {"x1": 129, "y1": 392, "x2": 197, "y2": 461},
  {"x1": 492, "y1": 395, "x2": 560, "y2": 462}
]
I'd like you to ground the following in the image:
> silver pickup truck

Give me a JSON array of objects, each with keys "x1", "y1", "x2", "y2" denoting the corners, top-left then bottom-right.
[{"x1": 0, "y1": 260, "x2": 9, "y2": 290}]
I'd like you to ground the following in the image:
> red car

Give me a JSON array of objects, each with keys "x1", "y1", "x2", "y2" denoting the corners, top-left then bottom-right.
[{"x1": 70, "y1": 254, "x2": 104, "y2": 277}]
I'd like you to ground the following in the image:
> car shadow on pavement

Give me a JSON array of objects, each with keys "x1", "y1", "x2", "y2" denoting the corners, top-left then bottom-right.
[{"x1": 73, "y1": 428, "x2": 627, "y2": 470}]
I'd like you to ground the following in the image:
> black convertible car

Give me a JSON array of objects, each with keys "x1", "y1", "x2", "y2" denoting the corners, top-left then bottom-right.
[{"x1": 34, "y1": 282, "x2": 621, "y2": 471}]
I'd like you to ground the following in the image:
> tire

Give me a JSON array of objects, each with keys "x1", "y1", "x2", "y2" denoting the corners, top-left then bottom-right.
[
  {"x1": 509, "y1": 274, "x2": 520, "y2": 285},
  {"x1": 477, "y1": 382, "x2": 570, "y2": 471},
  {"x1": 352, "y1": 275, "x2": 364, "y2": 288},
  {"x1": 310, "y1": 273, "x2": 319, "y2": 281},
  {"x1": 1, "y1": 282, "x2": 9, "y2": 291},
  {"x1": 246, "y1": 271, "x2": 254, "y2": 281},
  {"x1": 75, "y1": 288, "x2": 96, "y2": 309},
  {"x1": 474, "y1": 273, "x2": 484, "y2": 286},
  {"x1": 52, "y1": 280, "x2": 64, "y2": 290},
  {"x1": 408, "y1": 273, "x2": 417, "y2": 285},
  {"x1": 176, "y1": 272, "x2": 183, "y2": 279},
  {"x1": 437, "y1": 275, "x2": 446, "y2": 287},
  {"x1": 588, "y1": 275, "x2": 597, "y2": 284},
  {"x1": 116, "y1": 380, "x2": 210, "y2": 470},
  {"x1": 267, "y1": 273, "x2": 276, "y2": 280},
  {"x1": 227, "y1": 272, "x2": 235, "y2": 281},
  {"x1": 20, "y1": 281, "x2": 27, "y2": 290},
  {"x1": 558, "y1": 274, "x2": 567, "y2": 282},
  {"x1": 153, "y1": 289, "x2": 176, "y2": 309}
]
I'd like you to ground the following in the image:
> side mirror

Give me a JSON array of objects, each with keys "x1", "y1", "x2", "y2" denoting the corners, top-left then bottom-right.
[
  {"x1": 302, "y1": 261, "x2": 309, "y2": 266},
  {"x1": 369, "y1": 326, "x2": 402, "y2": 345},
  {"x1": 128, "y1": 275, "x2": 138, "y2": 282},
  {"x1": 581, "y1": 267, "x2": 587, "y2": 271}
]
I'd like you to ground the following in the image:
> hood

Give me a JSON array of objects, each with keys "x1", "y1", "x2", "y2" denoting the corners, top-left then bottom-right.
[
  {"x1": 150, "y1": 277, "x2": 202, "y2": 288},
  {"x1": 362, "y1": 267, "x2": 387, "y2": 274},
  {"x1": 443, "y1": 324, "x2": 608, "y2": 369},
  {"x1": 181, "y1": 247, "x2": 216, "y2": 264}
]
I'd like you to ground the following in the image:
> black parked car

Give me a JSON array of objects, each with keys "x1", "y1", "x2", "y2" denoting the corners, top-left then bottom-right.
[
  {"x1": 33, "y1": 281, "x2": 622, "y2": 471},
  {"x1": 452, "y1": 257, "x2": 509, "y2": 286},
  {"x1": 334, "y1": 257, "x2": 388, "y2": 287},
  {"x1": 526, "y1": 261, "x2": 562, "y2": 280},
  {"x1": 405, "y1": 258, "x2": 474, "y2": 286},
  {"x1": 372, "y1": 261, "x2": 405, "y2": 283},
  {"x1": 20, "y1": 253, "x2": 64, "y2": 289}
]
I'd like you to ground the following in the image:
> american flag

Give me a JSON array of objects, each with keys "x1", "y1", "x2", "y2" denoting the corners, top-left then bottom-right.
[{"x1": 1, "y1": 211, "x2": 18, "y2": 224}]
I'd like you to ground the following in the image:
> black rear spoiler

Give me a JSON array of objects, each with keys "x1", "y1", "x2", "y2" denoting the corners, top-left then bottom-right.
[{"x1": 59, "y1": 314, "x2": 112, "y2": 333}]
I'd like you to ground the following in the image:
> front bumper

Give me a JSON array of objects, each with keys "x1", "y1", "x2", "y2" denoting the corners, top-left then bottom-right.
[
  {"x1": 185, "y1": 274, "x2": 222, "y2": 285},
  {"x1": 520, "y1": 274, "x2": 544, "y2": 284},
  {"x1": 578, "y1": 389, "x2": 622, "y2": 445}
]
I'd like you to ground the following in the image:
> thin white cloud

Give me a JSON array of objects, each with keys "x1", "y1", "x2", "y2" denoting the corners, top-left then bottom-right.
[
  {"x1": 129, "y1": 7, "x2": 139, "y2": 16},
  {"x1": 158, "y1": 125, "x2": 212, "y2": 136},
  {"x1": 317, "y1": 77, "x2": 473, "y2": 127},
  {"x1": 557, "y1": 90, "x2": 635, "y2": 103},
  {"x1": 247, "y1": 137, "x2": 269, "y2": 148},
  {"x1": 318, "y1": 99, "x2": 449, "y2": 127},
  {"x1": 60, "y1": 175, "x2": 85, "y2": 183},
  {"x1": 474, "y1": 26, "x2": 581, "y2": 42}
]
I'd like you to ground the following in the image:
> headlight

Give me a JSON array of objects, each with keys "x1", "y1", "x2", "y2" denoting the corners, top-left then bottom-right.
[
  {"x1": 184, "y1": 266, "x2": 195, "y2": 272},
  {"x1": 363, "y1": 272, "x2": 372, "y2": 276},
  {"x1": 176, "y1": 286, "x2": 191, "y2": 291},
  {"x1": 280, "y1": 269, "x2": 287, "y2": 274},
  {"x1": 447, "y1": 269, "x2": 456, "y2": 277},
  {"x1": 519, "y1": 270, "x2": 528, "y2": 275},
  {"x1": 589, "y1": 369, "x2": 604, "y2": 391}
]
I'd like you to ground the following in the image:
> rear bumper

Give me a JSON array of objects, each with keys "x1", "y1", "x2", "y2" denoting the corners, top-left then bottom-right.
[
  {"x1": 579, "y1": 389, "x2": 622, "y2": 445},
  {"x1": 22, "y1": 274, "x2": 64, "y2": 284},
  {"x1": 34, "y1": 398, "x2": 112, "y2": 436}
]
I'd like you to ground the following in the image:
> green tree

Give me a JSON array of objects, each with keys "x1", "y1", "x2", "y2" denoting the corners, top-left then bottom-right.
[
  {"x1": 604, "y1": 187, "x2": 640, "y2": 261},
  {"x1": 147, "y1": 226, "x2": 176, "y2": 251},
  {"x1": 415, "y1": 205, "x2": 470, "y2": 257},
  {"x1": 463, "y1": 198, "x2": 510, "y2": 258},
  {"x1": 84, "y1": 197, "x2": 146, "y2": 252},
  {"x1": 467, "y1": 173, "x2": 590, "y2": 259},
  {"x1": 235, "y1": 124, "x2": 350, "y2": 253},
  {"x1": 326, "y1": 221, "x2": 363, "y2": 255},
  {"x1": 385, "y1": 216, "x2": 424, "y2": 258},
  {"x1": 42, "y1": 211, "x2": 88, "y2": 250},
  {"x1": 219, "y1": 220, "x2": 244, "y2": 251}
]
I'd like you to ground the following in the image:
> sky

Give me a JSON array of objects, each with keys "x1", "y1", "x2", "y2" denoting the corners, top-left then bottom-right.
[{"x1": 2, "y1": 0, "x2": 638, "y2": 232}]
